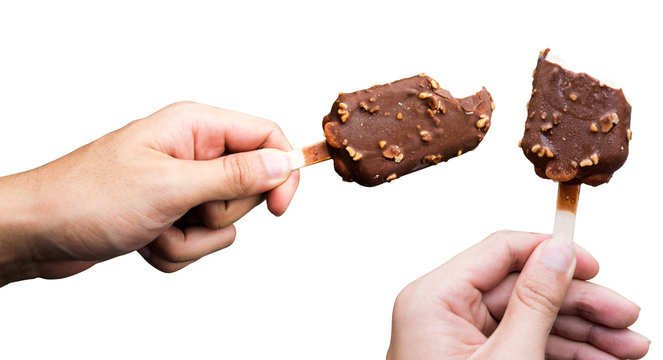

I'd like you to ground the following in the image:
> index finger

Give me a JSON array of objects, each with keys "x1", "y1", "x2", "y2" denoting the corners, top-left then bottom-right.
[
  {"x1": 429, "y1": 231, "x2": 551, "y2": 291},
  {"x1": 149, "y1": 101, "x2": 293, "y2": 160}
]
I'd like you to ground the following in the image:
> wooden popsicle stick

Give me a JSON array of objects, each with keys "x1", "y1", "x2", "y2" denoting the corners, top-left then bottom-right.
[
  {"x1": 552, "y1": 182, "x2": 581, "y2": 243},
  {"x1": 288, "y1": 140, "x2": 331, "y2": 170}
]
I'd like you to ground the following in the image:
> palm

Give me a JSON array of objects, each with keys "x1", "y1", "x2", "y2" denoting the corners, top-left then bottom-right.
[{"x1": 390, "y1": 277, "x2": 501, "y2": 359}]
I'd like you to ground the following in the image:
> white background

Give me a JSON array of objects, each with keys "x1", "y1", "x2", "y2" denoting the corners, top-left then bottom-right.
[{"x1": 1, "y1": 1, "x2": 661, "y2": 359}]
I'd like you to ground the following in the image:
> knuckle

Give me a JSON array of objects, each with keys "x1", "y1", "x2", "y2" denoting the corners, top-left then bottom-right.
[
  {"x1": 270, "y1": 122, "x2": 285, "y2": 137},
  {"x1": 161, "y1": 101, "x2": 200, "y2": 121},
  {"x1": 153, "y1": 232, "x2": 189, "y2": 264},
  {"x1": 392, "y1": 280, "x2": 426, "y2": 321},
  {"x1": 154, "y1": 263, "x2": 179, "y2": 274},
  {"x1": 574, "y1": 287, "x2": 594, "y2": 319},
  {"x1": 484, "y1": 230, "x2": 515, "y2": 243},
  {"x1": 159, "y1": 245, "x2": 188, "y2": 264},
  {"x1": 222, "y1": 155, "x2": 255, "y2": 193},
  {"x1": 200, "y1": 202, "x2": 229, "y2": 230},
  {"x1": 260, "y1": 120, "x2": 291, "y2": 150},
  {"x1": 392, "y1": 289, "x2": 413, "y2": 321},
  {"x1": 207, "y1": 216, "x2": 227, "y2": 230},
  {"x1": 490, "y1": 230, "x2": 513, "y2": 237},
  {"x1": 514, "y1": 276, "x2": 560, "y2": 315},
  {"x1": 153, "y1": 261, "x2": 186, "y2": 274},
  {"x1": 585, "y1": 322, "x2": 597, "y2": 344},
  {"x1": 393, "y1": 284, "x2": 414, "y2": 310},
  {"x1": 167, "y1": 100, "x2": 196, "y2": 111},
  {"x1": 223, "y1": 226, "x2": 237, "y2": 248},
  {"x1": 262, "y1": 117, "x2": 279, "y2": 129}
]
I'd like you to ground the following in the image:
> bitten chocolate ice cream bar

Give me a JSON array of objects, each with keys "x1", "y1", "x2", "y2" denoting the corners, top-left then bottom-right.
[
  {"x1": 322, "y1": 74, "x2": 494, "y2": 187},
  {"x1": 519, "y1": 49, "x2": 632, "y2": 186}
]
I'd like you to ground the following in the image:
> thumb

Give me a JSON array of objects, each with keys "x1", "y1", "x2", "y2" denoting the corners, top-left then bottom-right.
[
  {"x1": 485, "y1": 236, "x2": 576, "y2": 357},
  {"x1": 183, "y1": 148, "x2": 293, "y2": 203}
]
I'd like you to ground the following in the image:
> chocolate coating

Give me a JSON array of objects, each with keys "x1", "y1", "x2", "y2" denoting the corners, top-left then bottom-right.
[
  {"x1": 323, "y1": 74, "x2": 493, "y2": 187},
  {"x1": 520, "y1": 49, "x2": 632, "y2": 186}
]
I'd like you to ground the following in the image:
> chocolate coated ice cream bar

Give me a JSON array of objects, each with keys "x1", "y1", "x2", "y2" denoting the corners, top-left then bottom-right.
[
  {"x1": 520, "y1": 49, "x2": 632, "y2": 186},
  {"x1": 322, "y1": 74, "x2": 494, "y2": 187}
]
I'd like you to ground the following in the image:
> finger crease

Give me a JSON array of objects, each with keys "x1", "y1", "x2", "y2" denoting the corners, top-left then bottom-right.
[
  {"x1": 586, "y1": 322, "x2": 596, "y2": 344},
  {"x1": 575, "y1": 287, "x2": 594, "y2": 320}
]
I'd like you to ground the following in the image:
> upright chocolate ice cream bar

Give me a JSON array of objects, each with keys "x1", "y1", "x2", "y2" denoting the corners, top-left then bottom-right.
[
  {"x1": 520, "y1": 49, "x2": 632, "y2": 186},
  {"x1": 323, "y1": 74, "x2": 494, "y2": 187}
]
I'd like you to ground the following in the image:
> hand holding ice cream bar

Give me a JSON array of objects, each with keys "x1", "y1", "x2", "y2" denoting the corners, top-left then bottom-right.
[
  {"x1": 519, "y1": 49, "x2": 632, "y2": 243},
  {"x1": 290, "y1": 74, "x2": 494, "y2": 186}
]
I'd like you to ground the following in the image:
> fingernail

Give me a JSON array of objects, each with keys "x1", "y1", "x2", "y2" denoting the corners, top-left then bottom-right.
[
  {"x1": 261, "y1": 149, "x2": 292, "y2": 180},
  {"x1": 538, "y1": 237, "x2": 574, "y2": 272}
]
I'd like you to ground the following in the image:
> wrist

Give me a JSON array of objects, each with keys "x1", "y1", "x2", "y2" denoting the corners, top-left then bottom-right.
[{"x1": 0, "y1": 172, "x2": 42, "y2": 287}]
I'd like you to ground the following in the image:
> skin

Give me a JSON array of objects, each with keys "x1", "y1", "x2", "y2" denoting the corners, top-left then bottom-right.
[
  {"x1": 0, "y1": 101, "x2": 299, "y2": 285},
  {"x1": 0, "y1": 104, "x2": 649, "y2": 358},
  {"x1": 387, "y1": 231, "x2": 650, "y2": 360}
]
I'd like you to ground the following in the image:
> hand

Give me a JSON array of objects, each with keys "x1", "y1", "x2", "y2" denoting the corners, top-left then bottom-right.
[
  {"x1": 0, "y1": 101, "x2": 299, "y2": 286},
  {"x1": 387, "y1": 231, "x2": 650, "y2": 360}
]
